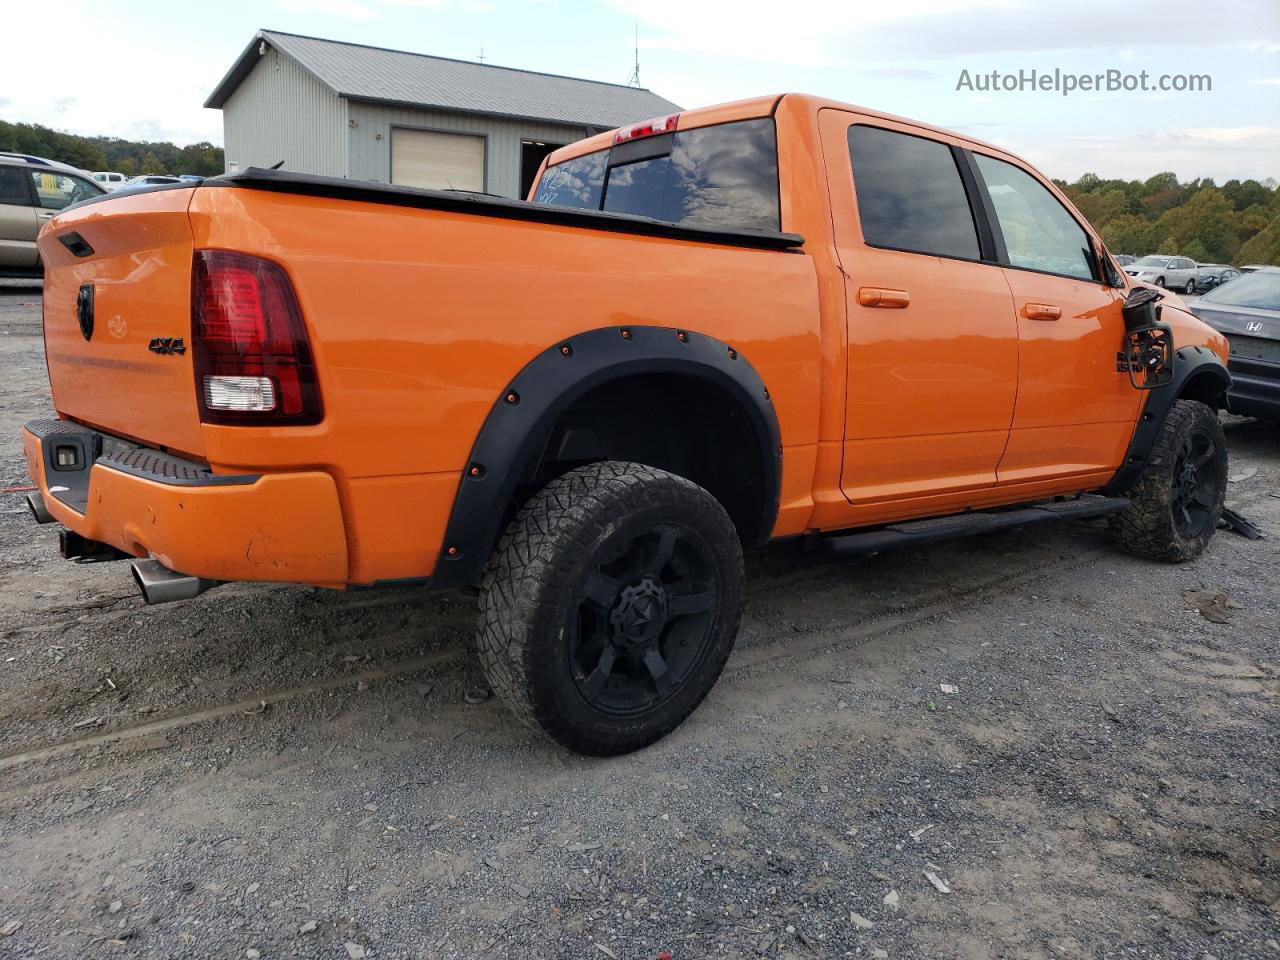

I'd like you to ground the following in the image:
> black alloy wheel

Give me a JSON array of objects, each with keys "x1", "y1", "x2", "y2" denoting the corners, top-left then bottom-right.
[
  {"x1": 1169, "y1": 426, "x2": 1219, "y2": 539},
  {"x1": 477, "y1": 461, "x2": 744, "y2": 755},
  {"x1": 571, "y1": 524, "x2": 717, "y2": 716}
]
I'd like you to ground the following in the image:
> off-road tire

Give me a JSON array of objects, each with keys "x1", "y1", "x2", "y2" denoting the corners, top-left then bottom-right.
[
  {"x1": 1109, "y1": 399, "x2": 1227, "y2": 562},
  {"x1": 476, "y1": 461, "x2": 744, "y2": 755}
]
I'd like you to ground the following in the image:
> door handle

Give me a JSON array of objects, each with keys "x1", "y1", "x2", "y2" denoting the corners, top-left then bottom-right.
[
  {"x1": 857, "y1": 287, "x2": 911, "y2": 308},
  {"x1": 1022, "y1": 302, "x2": 1062, "y2": 321},
  {"x1": 36, "y1": 212, "x2": 55, "y2": 220}
]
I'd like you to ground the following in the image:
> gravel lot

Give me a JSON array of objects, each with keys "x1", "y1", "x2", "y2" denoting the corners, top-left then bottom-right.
[{"x1": 0, "y1": 281, "x2": 1277, "y2": 960}]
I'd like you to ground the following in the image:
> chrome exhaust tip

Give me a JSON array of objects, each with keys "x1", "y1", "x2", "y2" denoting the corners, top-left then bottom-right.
[
  {"x1": 26, "y1": 492, "x2": 54, "y2": 524},
  {"x1": 130, "y1": 558, "x2": 220, "y2": 605}
]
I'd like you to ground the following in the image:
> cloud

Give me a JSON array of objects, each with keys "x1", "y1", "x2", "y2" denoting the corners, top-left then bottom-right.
[
  {"x1": 1183, "y1": 126, "x2": 1278, "y2": 143},
  {"x1": 0, "y1": 6, "x2": 226, "y2": 145},
  {"x1": 275, "y1": 0, "x2": 377, "y2": 16},
  {"x1": 991, "y1": 125, "x2": 1280, "y2": 181},
  {"x1": 611, "y1": 0, "x2": 1279, "y2": 62}
]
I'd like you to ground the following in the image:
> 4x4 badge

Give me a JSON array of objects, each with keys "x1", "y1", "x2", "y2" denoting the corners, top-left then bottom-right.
[{"x1": 148, "y1": 337, "x2": 186, "y2": 356}]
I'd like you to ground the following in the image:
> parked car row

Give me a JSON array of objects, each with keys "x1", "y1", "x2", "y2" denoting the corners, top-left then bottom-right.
[
  {"x1": 1, "y1": 153, "x2": 208, "y2": 277},
  {"x1": 1116, "y1": 255, "x2": 1260, "y2": 294},
  {"x1": 91, "y1": 172, "x2": 203, "y2": 191}
]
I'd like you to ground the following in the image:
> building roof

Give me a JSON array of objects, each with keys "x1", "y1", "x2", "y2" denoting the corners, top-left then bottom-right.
[{"x1": 206, "y1": 30, "x2": 682, "y2": 129}]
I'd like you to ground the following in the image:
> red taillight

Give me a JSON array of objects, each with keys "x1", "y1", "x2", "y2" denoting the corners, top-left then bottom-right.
[
  {"x1": 191, "y1": 250, "x2": 323, "y2": 426},
  {"x1": 613, "y1": 113, "x2": 680, "y2": 144}
]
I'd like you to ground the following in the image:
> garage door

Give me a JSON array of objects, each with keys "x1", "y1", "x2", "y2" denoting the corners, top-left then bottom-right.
[{"x1": 391, "y1": 129, "x2": 485, "y2": 191}]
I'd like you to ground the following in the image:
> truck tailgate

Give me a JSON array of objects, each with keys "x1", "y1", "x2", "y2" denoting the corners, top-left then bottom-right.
[{"x1": 38, "y1": 188, "x2": 204, "y2": 458}]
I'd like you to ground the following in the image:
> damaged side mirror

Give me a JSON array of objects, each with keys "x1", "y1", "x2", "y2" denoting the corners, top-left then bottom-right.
[{"x1": 1118, "y1": 286, "x2": 1174, "y2": 390}]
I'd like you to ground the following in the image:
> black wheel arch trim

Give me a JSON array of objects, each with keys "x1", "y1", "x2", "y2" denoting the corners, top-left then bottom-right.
[
  {"x1": 1105, "y1": 345, "x2": 1231, "y2": 494},
  {"x1": 431, "y1": 326, "x2": 782, "y2": 588}
]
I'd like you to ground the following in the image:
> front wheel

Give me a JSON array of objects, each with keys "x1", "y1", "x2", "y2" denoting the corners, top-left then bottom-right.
[
  {"x1": 1109, "y1": 400, "x2": 1227, "y2": 562},
  {"x1": 476, "y1": 461, "x2": 744, "y2": 755}
]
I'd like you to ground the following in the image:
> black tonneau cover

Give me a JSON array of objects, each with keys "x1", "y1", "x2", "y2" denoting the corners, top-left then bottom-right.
[{"x1": 199, "y1": 167, "x2": 805, "y2": 252}]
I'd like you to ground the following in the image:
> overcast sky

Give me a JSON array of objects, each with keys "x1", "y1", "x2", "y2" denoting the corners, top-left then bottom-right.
[{"x1": 1, "y1": 0, "x2": 1277, "y2": 182}]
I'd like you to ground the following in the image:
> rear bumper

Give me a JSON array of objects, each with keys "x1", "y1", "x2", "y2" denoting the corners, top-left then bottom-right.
[
  {"x1": 22, "y1": 418, "x2": 349, "y2": 584},
  {"x1": 1225, "y1": 359, "x2": 1280, "y2": 422}
]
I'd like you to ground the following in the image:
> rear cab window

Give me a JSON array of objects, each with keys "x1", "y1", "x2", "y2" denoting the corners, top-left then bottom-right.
[{"x1": 533, "y1": 118, "x2": 781, "y2": 232}]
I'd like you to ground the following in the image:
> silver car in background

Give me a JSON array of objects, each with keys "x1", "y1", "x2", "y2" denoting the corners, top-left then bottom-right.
[
  {"x1": 0, "y1": 154, "x2": 106, "y2": 278},
  {"x1": 1125, "y1": 255, "x2": 1200, "y2": 293}
]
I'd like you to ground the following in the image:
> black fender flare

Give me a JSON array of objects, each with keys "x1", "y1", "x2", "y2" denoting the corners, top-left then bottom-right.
[
  {"x1": 1105, "y1": 344, "x2": 1231, "y2": 494},
  {"x1": 431, "y1": 325, "x2": 782, "y2": 588}
]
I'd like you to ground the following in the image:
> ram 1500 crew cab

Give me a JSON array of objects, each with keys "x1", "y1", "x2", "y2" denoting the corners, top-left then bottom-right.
[{"x1": 23, "y1": 94, "x2": 1231, "y2": 754}]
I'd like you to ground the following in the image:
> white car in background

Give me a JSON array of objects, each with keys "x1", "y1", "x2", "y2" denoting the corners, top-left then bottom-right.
[
  {"x1": 92, "y1": 171, "x2": 128, "y2": 191},
  {"x1": 1125, "y1": 255, "x2": 1200, "y2": 293}
]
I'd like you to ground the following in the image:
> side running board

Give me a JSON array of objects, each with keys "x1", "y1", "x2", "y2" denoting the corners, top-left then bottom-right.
[{"x1": 825, "y1": 494, "x2": 1131, "y2": 557}]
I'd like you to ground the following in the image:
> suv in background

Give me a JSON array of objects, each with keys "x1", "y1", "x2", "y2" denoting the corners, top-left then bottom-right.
[
  {"x1": 1125, "y1": 255, "x2": 1200, "y2": 292},
  {"x1": 0, "y1": 155, "x2": 105, "y2": 278},
  {"x1": 92, "y1": 171, "x2": 128, "y2": 191}
]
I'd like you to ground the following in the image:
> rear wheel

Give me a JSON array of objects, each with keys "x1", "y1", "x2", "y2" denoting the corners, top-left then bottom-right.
[
  {"x1": 1109, "y1": 400, "x2": 1227, "y2": 562},
  {"x1": 1185, "y1": 277, "x2": 1196, "y2": 294},
  {"x1": 476, "y1": 461, "x2": 744, "y2": 755},
  {"x1": 1156, "y1": 276, "x2": 1166, "y2": 288}
]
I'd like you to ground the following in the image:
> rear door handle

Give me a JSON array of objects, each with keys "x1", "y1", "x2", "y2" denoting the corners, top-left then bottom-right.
[
  {"x1": 857, "y1": 287, "x2": 911, "y2": 308},
  {"x1": 36, "y1": 212, "x2": 55, "y2": 221},
  {"x1": 1022, "y1": 302, "x2": 1061, "y2": 321}
]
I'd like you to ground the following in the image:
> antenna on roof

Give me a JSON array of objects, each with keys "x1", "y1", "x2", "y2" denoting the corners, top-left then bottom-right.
[
  {"x1": 627, "y1": 23, "x2": 640, "y2": 87},
  {"x1": 477, "y1": 47, "x2": 487, "y2": 64}
]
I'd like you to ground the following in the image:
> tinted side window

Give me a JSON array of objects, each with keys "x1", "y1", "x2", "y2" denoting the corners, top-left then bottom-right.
[
  {"x1": 973, "y1": 154, "x2": 1096, "y2": 281},
  {"x1": 847, "y1": 125, "x2": 979, "y2": 260},
  {"x1": 0, "y1": 167, "x2": 30, "y2": 205}
]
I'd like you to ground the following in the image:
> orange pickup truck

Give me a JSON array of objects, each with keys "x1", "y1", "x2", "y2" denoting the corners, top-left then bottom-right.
[{"x1": 23, "y1": 94, "x2": 1231, "y2": 755}]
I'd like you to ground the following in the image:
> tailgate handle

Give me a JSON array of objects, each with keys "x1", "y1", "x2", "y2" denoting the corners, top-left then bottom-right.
[
  {"x1": 59, "y1": 231, "x2": 95, "y2": 258},
  {"x1": 1023, "y1": 302, "x2": 1062, "y2": 321},
  {"x1": 75, "y1": 284, "x2": 95, "y2": 341},
  {"x1": 857, "y1": 287, "x2": 911, "y2": 308}
]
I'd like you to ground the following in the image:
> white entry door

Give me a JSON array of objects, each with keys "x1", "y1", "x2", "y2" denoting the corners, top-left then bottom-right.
[{"x1": 391, "y1": 129, "x2": 485, "y2": 191}]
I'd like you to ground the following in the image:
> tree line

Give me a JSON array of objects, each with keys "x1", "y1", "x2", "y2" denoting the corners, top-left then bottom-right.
[
  {"x1": 0, "y1": 119, "x2": 224, "y2": 178},
  {"x1": 1056, "y1": 171, "x2": 1280, "y2": 266},
  {"x1": 2, "y1": 116, "x2": 1276, "y2": 265}
]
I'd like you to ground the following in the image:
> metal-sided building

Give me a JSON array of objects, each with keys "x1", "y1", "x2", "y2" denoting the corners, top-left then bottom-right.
[{"x1": 205, "y1": 30, "x2": 682, "y2": 199}]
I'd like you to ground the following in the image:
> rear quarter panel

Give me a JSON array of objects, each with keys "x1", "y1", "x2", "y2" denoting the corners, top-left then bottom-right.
[{"x1": 187, "y1": 186, "x2": 822, "y2": 580}]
